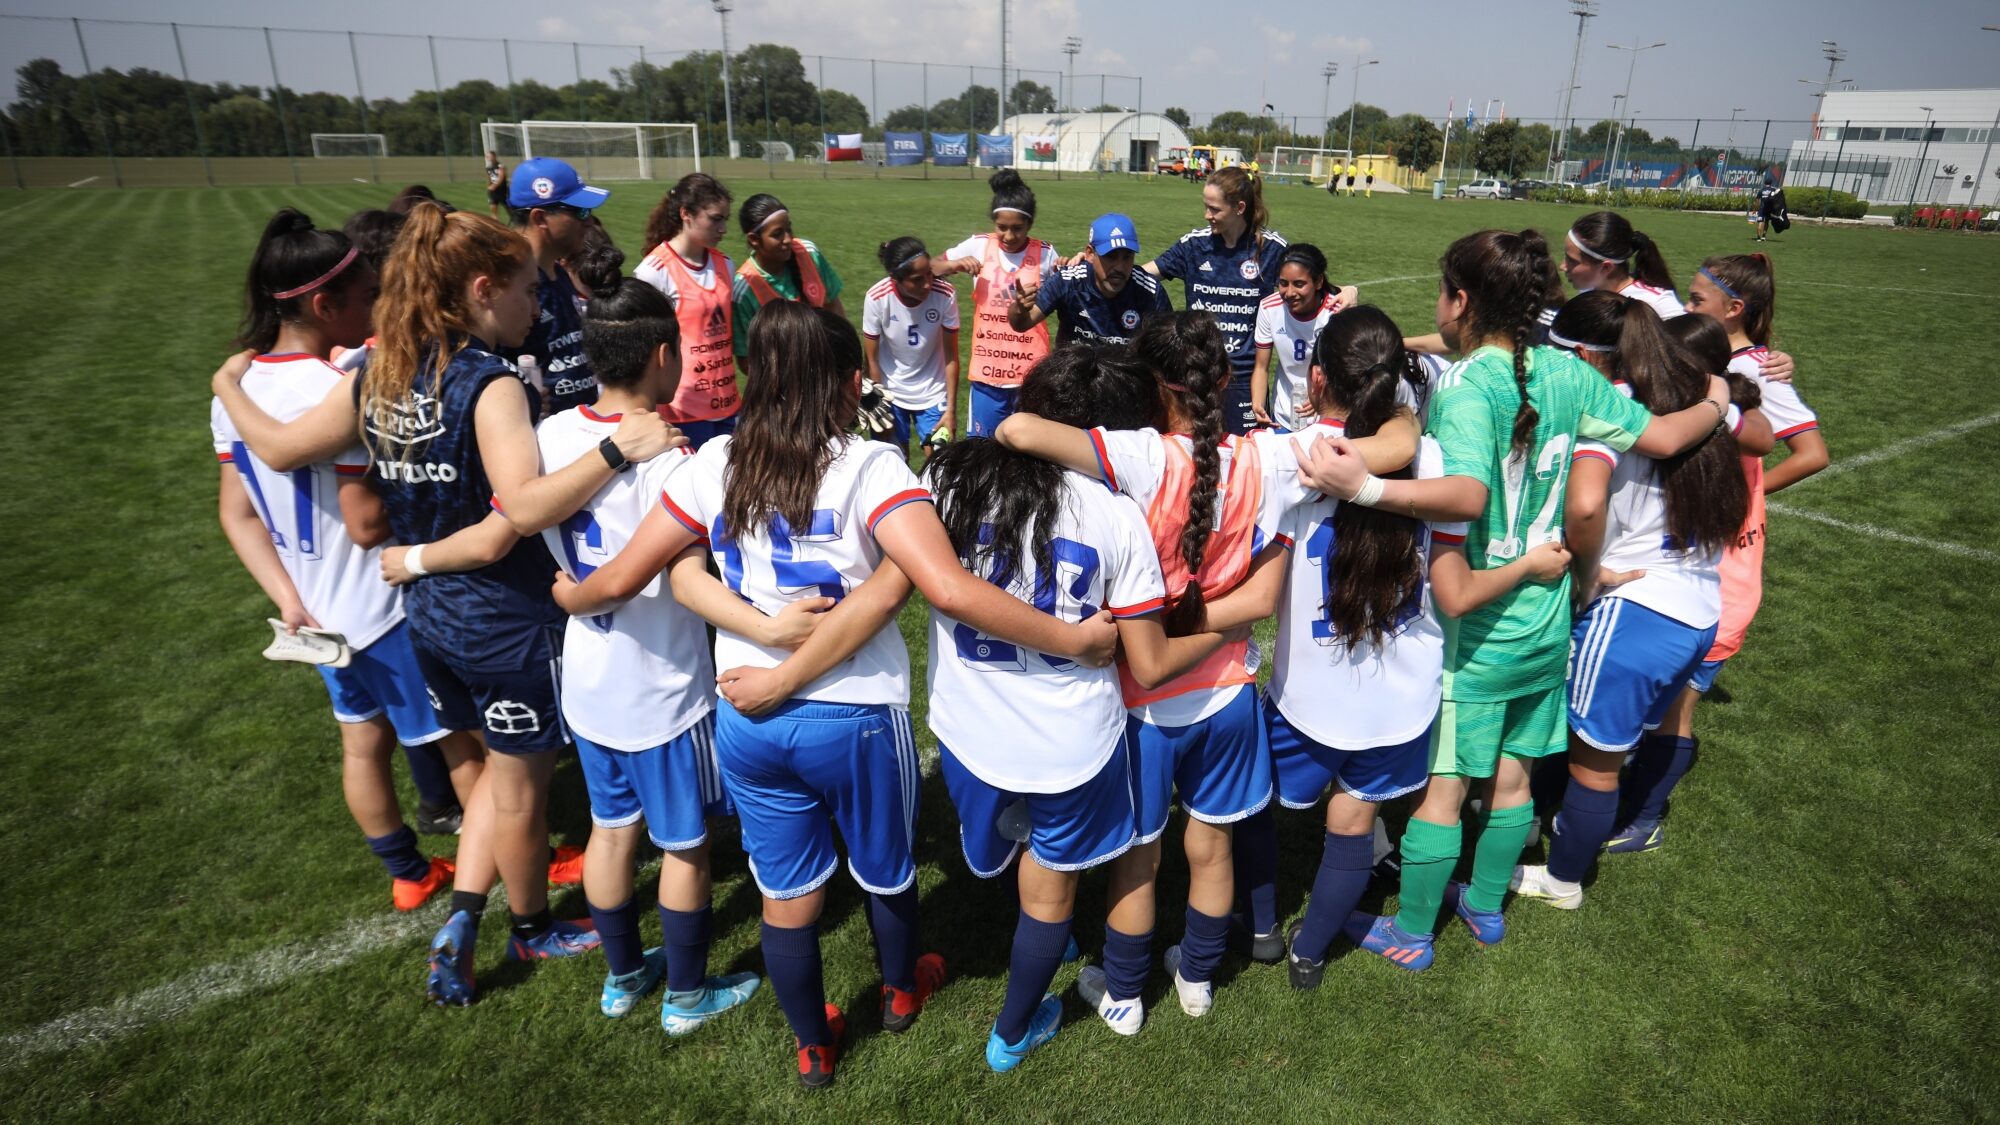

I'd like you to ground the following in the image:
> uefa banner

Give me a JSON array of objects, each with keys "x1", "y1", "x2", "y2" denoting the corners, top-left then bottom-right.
[
  {"x1": 931, "y1": 132, "x2": 969, "y2": 166},
  {"x1": 977, "y1": 133, "x2": 1014, "y2": 167},
  {"x1": 1023, "y1": 135, "x2": 1058, "y2": 163},
  {"x1": 885, "y1": 132, "x2": 924, "y2": 166},
  {"x1": 823, "y1": 133, "x2": 863, "y2": 162}
]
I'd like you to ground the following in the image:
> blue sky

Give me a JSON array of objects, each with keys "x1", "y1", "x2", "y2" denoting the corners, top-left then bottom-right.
[{"x1": 3, "y1": 0, "x2": 1994, "y2": 127}]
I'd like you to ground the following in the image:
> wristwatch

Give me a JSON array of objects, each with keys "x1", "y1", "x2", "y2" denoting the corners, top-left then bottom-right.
[{"x1": 598, "y1": 437, "x2": 632, "y2": 472}]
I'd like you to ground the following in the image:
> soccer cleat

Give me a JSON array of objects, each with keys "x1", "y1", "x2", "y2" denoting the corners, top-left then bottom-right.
[
  {"x1": 1160, "y1": 944, "x2": 1214, "y2": 1018},
  {"x1": 1073, "y1": 964, "x2": 1144, "y2": 1035},
  {"x1": 1510, "y1": 864, "x2": 1585, "y2": 910},
  {"x1": 546, "y1": 844, "x2": 586, "y2": 886},
  {"x1": 1443, "y1": 881, "x2": 1506, "y2": 947},
  {"x1": 796, "y1": 1003, "x2": 845, "y2": 1090},
  {"x1": 984, "y1": 994, "x2": 1063, "y2": 1073},
  {"x1": 415, "y1": 802, "x2": 463, "y2": 836},
  {"x1": 426, "y1": 910, "x2": 479, "y2": 1006},
  {"x1": 661, "y1": 971, "x2": 761, "y2": 1036},
  {"x1": 1285, "y1": 922, "x2": 1325, "y2": 991},
  {"x1": 881, "y1": 952, "x2": 946, "y2": 1033},
  {"x1": 506, "y1": 918, "x2": 602, "y2": 961},
  {"x1": 1604, "y1": 819, "x2": 1665, "y2": 855},
  {"x1": 1064, "y1": 935, "x2": 1082, "y2": 963},
  {"x1": 1230, "y1": 914, "x2": 1285, "y2": 964},
  {"x1": 1342, "y1": 912, "x2": 1435, "y2": 972},
  {"x1": 600, "y1": 947, "x2": 667, "y2": 1018},
  {"x1": 392, "y1": 856, "x2": 456, "y2": 912}
]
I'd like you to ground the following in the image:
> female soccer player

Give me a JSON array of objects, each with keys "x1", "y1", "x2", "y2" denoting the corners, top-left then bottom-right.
[
  {"x1": 1508, "y1": 292, "x2": 1756, "y2": 910},
  {"x1": 637, "y1": 173, "x2": 739, "y2": 448},
  {"x1": 211, "y1": 209, "x2": 480, "y2": 910},
  {"x1": 861, "y1": 236, "x2": 960, "y2": 458},
  {"x1": 1295, "y1": 229, "x2": 1733, "y2": 968},
  {"x1": 211, "y1": 204, "x2": 685, "y2": 1005},
  {"x1": 554, "y1": 301, "x2": 1117, "y2": 1089},
  {"x1": 927, "y1": 345, "x2": 1234, "y2": 1070},
  {"x1": 1250, "y1": 243, "x2": 1344, "y2": 430},
  {"x1": 933, "y1": 169, "x2": 1059, "y2": 436},
  {"x1": 1560, "y1": 210, "x2": 1685, "y2": 318},
  {"x1": 732, "y1": 193, "x2": 845, "y2": 379}
]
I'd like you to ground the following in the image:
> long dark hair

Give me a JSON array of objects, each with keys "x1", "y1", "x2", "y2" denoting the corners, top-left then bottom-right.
[
  {"x1": 1551, "y1": 291, "x2": 1748, "y2": 554},
  {"x1": 987, "y1": 168, "x2": 1036, "y2": 218},
  {"x1": 1132, "y1": 310, "x2": 1231, "y2": 635},
  {"x1": 1665, "y1": 314, "x2": 1761, "y2": 412},
  {"x1": 1571, "y1": 210, "x2": 1675, "y2": 292},
  {"x1": 1440, "y1": 228, "x2": 1553, "y2": 455},
  {"x1": 644, "y1": 172, "x2": 731, "y2": 250},
  {"x1": 930, "y1": 345, "x2": 1156, "y2": 601},
  {"x1": 1307, "y1": 307, "x2": 1426, "y2": 647},
  {"x1": 1699, "y1": 253, "x2": 1776, "y2": 346},
  {"x1": 738, "y1": 192, "x2": 787, "y2": 234},
  {"x1": 238, "y1": 208, "x2": 361, "y2": 353},
  {"x1": 572, "y1": 237, "x2": 678, "y2": 391},
  {"x1": 722, "y1": 302, "x2": 860, "y2": 541},
  {"x1": 1277, "y1": 242, "x2": 1332, "y2": 305}
]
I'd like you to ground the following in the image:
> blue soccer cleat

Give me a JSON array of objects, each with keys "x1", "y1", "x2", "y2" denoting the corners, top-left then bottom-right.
[
  {"x1": 661, "y1": 972, "x2": 762, "y2": 1037},
  {"x1": 600, "y1": 947, "x2": 667, "y2": 1018},
  {"x1": 506, "y1": 918, "x2": 602, "y2": 961},
  {"x1": 985, "y1": 994, "x2": 1063, "y2": 1073},
  {"x1": 427, "y1": 910, "x2": 479, "y2": 1006},
  {"x1": 1064, "y1": 935, "x2": 1082, "y2": 964},
  {"x1": 1604, "y1": 819, "x2": 1665, "y2": 855},
  {"x1": 1342, "y1": 912, "x2": 1435, "y2": 972},
  {"x1": 1443, "y1": 882, "x2": 1506, "y2": 947}
]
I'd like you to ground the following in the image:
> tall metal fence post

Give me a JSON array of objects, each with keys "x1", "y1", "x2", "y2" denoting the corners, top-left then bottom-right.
[
  {"x1": 427, "y1": 35, "x2": 455, "y2": 182},
  {"x1": 968, "y1": 66, "x2": 975, "y2": 180},
  {"x1": 761, "y1": 59, "x2": 775, "y2": 181},
  {"x1": 1824, "y1": 124, "x2": 1848, "y2": 219},
  {"x1": 921, "y1": 62, "x2": 929, "y2": 181},
  {"x1": 1683, "y1": 118, "x2": 1700, "y2": 208},
  {"x1": 1756, "y1": 119, "x2": 1771, "y2": 177},
  {"x1": 263, "y1": 27, "x2": 300, "y2": 185},
  {"x1": 170, "y1": 23, "x2": 214, "y2": 186},
  {"x1": 1972, "y1": 109, "x2": 2000, "y2": 211},
  {"x1": 346, "y1": 31, "x2": 380, "y2": 183},
  {"x1": 571, "y1": 42, "x2": 592, "y2": 178},
  {"x1": 872, "y1": 58, "x2": 881, "y2": 180},
  {"x1": 71, "y1": 19, "x2": 122, "y2": 187},
  {"x1": 817, "y1": 55, "x2": 828, "y2": 179},
  {"x1": 637, "y1": 46, "x2": 652, "y2": 123},
  {"x1": 503, "y1": 39, "x2": 522, "y2": 127}
]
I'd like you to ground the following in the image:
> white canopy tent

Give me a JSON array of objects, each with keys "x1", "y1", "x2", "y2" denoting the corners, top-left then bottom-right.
[{"x1": 1000, "y1": 111, "x2": 1191, "y2": 174}]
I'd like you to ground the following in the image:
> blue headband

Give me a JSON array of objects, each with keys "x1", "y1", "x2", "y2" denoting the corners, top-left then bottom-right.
[{"x1": 1698, "y1": 267, "x2": 1741, "y2": 302}]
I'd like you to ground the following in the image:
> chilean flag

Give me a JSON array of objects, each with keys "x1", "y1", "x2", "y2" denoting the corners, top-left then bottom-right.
[{"x1": 824, "y1": 133, "x2": 863, "y2": 162}]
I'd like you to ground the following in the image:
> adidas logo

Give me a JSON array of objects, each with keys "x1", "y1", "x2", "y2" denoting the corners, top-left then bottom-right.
[
  {"x1": 704, "y1": 306, "x2": 727, "y2": 334},
  {"x1": 1198, "y1": 261, "x2": 1214, "y2": 272},
  {"x1": 1104, "y1": 1004, "x2": 1136, "y2": 1023}
]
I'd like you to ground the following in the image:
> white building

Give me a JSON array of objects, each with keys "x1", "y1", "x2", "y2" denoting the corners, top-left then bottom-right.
[
  {"x1": 1000, "y1": 111, "x2": 1191, "y2": 174},
  {"x1": 1785, "y1": 88, "x2": 2000, "y2": 206}
]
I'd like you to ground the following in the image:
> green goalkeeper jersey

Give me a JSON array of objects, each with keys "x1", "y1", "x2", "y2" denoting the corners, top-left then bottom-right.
[{"x1": 1427, "y1": 345, "x2": 1655, "y2": 702}]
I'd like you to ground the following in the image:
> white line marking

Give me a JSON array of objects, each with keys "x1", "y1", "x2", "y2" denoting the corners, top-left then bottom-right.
[
  {"x1": 1791, "y1": 411, "x2": 2000, "y2": 487},
  {"x1": 66, "y1": 176, "x2": 99, "y2": 188},
  {"x1": 1787, "y1": 278, "x2": 1995, "y2": 301},
  {"x1": 1766, "y1": 501, "x2": 1998, "y2": 562},
  {"x1": 0, "y1": 194, "x2": 55, "y2": 221}
]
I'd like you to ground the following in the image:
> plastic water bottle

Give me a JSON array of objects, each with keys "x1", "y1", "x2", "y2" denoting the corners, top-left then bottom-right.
[
  {"x1": 997, "y1": 799, "x2": 1031, "y2": 843},
  {"x1": 515, "y1": 354, "x2": 545, "y2": 398}
]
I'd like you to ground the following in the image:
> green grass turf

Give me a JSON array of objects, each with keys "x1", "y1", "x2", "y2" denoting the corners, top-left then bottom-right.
[{"x1": 1, "y1": 178, "x2": 1996, "y2": 1121}]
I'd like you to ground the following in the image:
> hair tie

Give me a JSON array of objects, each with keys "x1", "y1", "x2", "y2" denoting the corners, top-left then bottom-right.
[
  {"x1": 1547, "y1": 329, "x2": 1615, "y2": 353},
  {"x1": 1565, "y1": 229, "x2": 1621, "y2": 264},
  {"x1": 750, "y1": 207, "x2": 789, "y2": 233},
  {"x1": 271, "y1": 246, "x2": 358, "y2": 300},
  {"x1": 1697, "y1": 267, "x2": 1741, "y2": 302},
  {"x1": 1158, "y1": 378, "x2": 1189, "y2": 393}
]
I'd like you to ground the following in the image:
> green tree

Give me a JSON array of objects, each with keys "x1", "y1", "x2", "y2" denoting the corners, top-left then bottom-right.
[
  {"x1": 1008, "y1": 80, "x2": 1055, "y2": 115},
  {"x1": 1327, "y1": 102, "x2": 1388, "y2": 148},
  {"x1": 1162, "y1": 105, "x2": 1190, "y2": 128},
  {"x1": 1386, "y1": 114, "x2": 1443, "y2": 171}
]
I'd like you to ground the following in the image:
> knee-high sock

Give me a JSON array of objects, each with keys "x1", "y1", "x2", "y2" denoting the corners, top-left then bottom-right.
[
  {"x1": 1177, "y1": 907, "x2": 1231, "y2": 984},
  {"x1": 1293, "y1": 831, "x2": 1375, "y2": 961},
  {"x1": 402, "y1": 743, "x2": 457, "y2": 810},
  {"x1": 1393, "y1": 817, "x2": 1460, "y2": 937},
  {"x1": 589, "y1": 897, "x2": 644, "y2": 977},
  {"x1": 1529, "y1": 751, "x2": 1570, "y2": 816},
  {"x1": 1101, "y1": 925, "x2": 1152, "y2": 1003},
  {"x1": 659, "y1": 904, "x2": 712, "y2": 993},
  {"x1": 759, "y1": 920, "x2": 830, "y2": 1046},
  {"x1": 867, "y1": 887, "x2": 922, "y2": 993},
  {"x1": 1623, "y1": 735, "x2": 1698, "y2": 825},
  {"x1": 1465, "y1": 802, "x2": 1537, "y2": 913},
  {"x1": 996, "y1": 913, "x2": 1071, "y2": 1044},
  {"x1": 366, "y1": 825, "x2": 430, "y2": 882},
  {"x1": 1232, "y1": 807, "x2": 1279, "y2": 937},
  {"x1": 1547, "y1": 781, "x2": 1619, "y2": 884}
]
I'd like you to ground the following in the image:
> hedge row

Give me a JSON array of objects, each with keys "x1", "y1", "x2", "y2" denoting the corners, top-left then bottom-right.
[{"x1": 1526, "y1": 184, "x2": 1867, "y2": 219}]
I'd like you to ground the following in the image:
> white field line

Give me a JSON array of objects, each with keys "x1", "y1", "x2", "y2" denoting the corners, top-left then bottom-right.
[
  {"x1": 66, "y1": 175, "x2": 99, "y2": 188},
  {"x1": 1790, "y1": 411, "x2": 2000, "y2": 487},
  {"x1": 1760, "y1": 410, "x2": 2000, "y2": 560},
  {"x1": 1765, "y1": 501, "x2": 1999, "y2": 562},
  {"x1": 1785, "y1": 278, "x2": 1996, "y2": 301}
]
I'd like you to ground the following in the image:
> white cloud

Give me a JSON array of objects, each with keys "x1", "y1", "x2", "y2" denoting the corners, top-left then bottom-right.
[{"x1": 537, "y1": 16, "x2": 579, "y2": 39}]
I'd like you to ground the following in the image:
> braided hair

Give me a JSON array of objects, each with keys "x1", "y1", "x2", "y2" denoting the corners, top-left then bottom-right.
[
  {"x1": 1132, "y1": 310, "x2": 1232, "y2": 635},
  {"x1": 1440, "y1": 229, "x2": 1555, "y2": 455}
]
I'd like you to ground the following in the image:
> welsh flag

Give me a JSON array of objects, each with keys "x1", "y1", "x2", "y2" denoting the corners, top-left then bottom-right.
[
  {"x1": 824, "y1": 133, "x2": 863, "y2": 162},
  {"x1": 1024, "y1": 135, "x2": 1058, "y2": 162}
]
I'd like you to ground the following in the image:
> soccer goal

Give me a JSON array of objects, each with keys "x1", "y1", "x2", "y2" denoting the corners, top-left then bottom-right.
[
  {"x1": 480, "y1": 121, "x2": 700, "y2": 182},
  {"x1": 1271, "y1": 145, "x2": 1353, "y2": 185},
  {"x1": 311, "y1": 133, "x2": 388, "y2": 158}
]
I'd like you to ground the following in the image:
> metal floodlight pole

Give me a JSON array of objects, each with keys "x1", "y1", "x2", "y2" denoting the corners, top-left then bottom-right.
[
  {"x1": 1605, "y1": 40, "x2": 1664, "y2": 187},
  {"x1": 169, "y1": 23, "x2": 213, "y2": 187},
  {"x1": 262, "y1": 27, "x2": 299, "y2": 185},
  {"x1": 1347, "y1": 57, "x2": 1378, "y2": 158},
  {"x1": 1320, "y1": 62, "x2": 1338, "y2": 146},
  {"x1": 1719, "y1": 106, "x2": 1743, "y2": 192},
  {"x1": 1795, "y1": 41, "x2": 1849, "y2": 194},
  {"x1": 70, "y1": 19, "x2": 122, "y2": 187},
  {"x1": 346, "y1": 31, "x2": 380, "y2": 183},
  {"x1": 1064, "y1": 37, "x2": 1082, "y2": 112},
  {"x1": 1554, "y1": 0, "x2": 1596, "y2": 175},
  {"x1": 998, "y1": 0, "x2": 1009, "y2": 132},
  {"x1": 714, "y1": 2, "x2": 738, "y2": 159},
  {"x1": 502, "y1": 39, "x2": 521, "y2": 124},
  {"x1": 427, "y1": 35, "x2": 454, "y2": 182}
]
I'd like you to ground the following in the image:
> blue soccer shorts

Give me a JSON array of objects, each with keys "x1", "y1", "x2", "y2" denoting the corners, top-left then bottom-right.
[
  {"x1": 1569, "y1": 598, "x2": 1719, "y2": 753},
  {"x1": 574, "y1": 713, "x2": 730, "y2": 851},
  {"x1": 966, "y1": 382, "x2": 1018, "y2": 438},
  {"x1": 890, "y1": 403, "x2": 948, "y2": 453},
  {"x1": 674, "y1": 415, "x2": 737, "y2": 451},
  {"x1": 1687, "y1": 657, "x2": 1728, "y2": 694},
  {"x1": 714, "y1": 699, "x2": 919, "y2": 900},
  {"x1": 411, "y1": 625, "x2": 567, "y2": 754},
  {"x1": 1128, "y1": 684, "x2": 1274, "y2": 842},
  {"x1": 938, "y1": 734, "x2": 1137, "y2": 878},
  {"x1": 1264, "y1": 693, "x2": 1430, "y2": 806},
  {"x1": 317, "y1": 620, "x2": 451, "y2": 745}
]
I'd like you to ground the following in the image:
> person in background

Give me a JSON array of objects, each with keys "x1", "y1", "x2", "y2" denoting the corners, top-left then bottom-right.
[
  {"x1": 485, "y1": 150, "x2": 507, "y2": 220},
  {"x1": 509, "y1": 157, "x2": 610, "y2": 416}
]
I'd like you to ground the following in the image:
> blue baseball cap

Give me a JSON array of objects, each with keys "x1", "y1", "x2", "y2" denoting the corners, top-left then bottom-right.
[
  {"x1": 508, "y1": 157, "x2": 610, "y2": 211},
  {"x1": 1090, "y1": 213, "x2": 1140, "y2": 256}
]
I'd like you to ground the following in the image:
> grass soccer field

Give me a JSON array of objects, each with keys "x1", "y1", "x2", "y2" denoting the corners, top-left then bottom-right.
[{"x1": 1, "y1": 175, "x2": 1996, "y2": 1122}]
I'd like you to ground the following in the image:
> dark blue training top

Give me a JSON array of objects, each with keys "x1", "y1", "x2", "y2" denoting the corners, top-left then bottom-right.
[
  {"x1": 1153, "y1": 226, "x2": 1290, "y2": 379},
  {"x1": 1035, "y1": 262, "x2": 1173, "y2": 347},
  {"x1": 523, "y1": 265, "x2": 594, "y2": 415},
  {"x1": 363, "y1": 337, "x2": 560, "y2": 672}
]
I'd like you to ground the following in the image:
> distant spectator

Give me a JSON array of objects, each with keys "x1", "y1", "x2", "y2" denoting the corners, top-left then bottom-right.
[{"x1": 484, "y1": 151, "x2": 507, "y2": 219}]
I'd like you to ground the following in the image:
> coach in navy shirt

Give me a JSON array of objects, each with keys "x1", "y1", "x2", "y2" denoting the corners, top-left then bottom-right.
[
  {"x1": 509, "y1": 157, "x2": 609, "y2": 416},
  {"x1": 1010, "y1": 212, "x2": 1171, "y2": 347}
]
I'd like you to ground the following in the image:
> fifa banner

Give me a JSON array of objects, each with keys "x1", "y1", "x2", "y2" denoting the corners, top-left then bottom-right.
[
  {"x1": 885, "y1": 132, "x2": 925, "y2": 166},
  {"x1": 823, "y1": 133, "x2": 863, "y2": 162},
  {"x1": 1023, "y1": 135, "x2": 1059, "y2": 163},
  {"x1": 977, "y1": 133, "x2": 1014, "y2": 167},
  {"x1": 1574, "y1": 158, "x2": 1708, "y2": 188},
  {"x1": 931, "y1": 132, "x2": 969, "y2": 166}
]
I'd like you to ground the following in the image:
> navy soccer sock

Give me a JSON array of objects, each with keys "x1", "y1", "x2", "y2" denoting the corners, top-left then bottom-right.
[
  {"x1": 588, "y1": 897, "x2": 644, "y2": 977},
  {"x1": 401, "y1": 743, "x2": 458, "y2": 811},
  {"x1": 1624, "y1": 735, "x2": 1699, "y2": 825},
  {"x1": 1547, "y1": 780, "x2": 1620, "y2": 884},
  {"x1": 759, "y1": 920, "x2": 830, "y2": 1046},
  {"x1": 1178, "y1": 907, "x2": 1231, "y2": 984},
  {"x1": 1292, "y1": 831, "x2": 1376, "y2": 962},
  {"x1": 867, "y1": 887, "x2": 922, "y2": 993},
  {"x1": 448, "y1": 890, "x2": 488, "y2": 920},
  {"x1": 660, "y1": 904, "x2": 713, "y2": 994},
  {"x1": 1232, "y1": 807, "x2": 1280, "y2": 937},
  {"x1": 1101, "y1": 925, "x2": 1153, "y2": 1002},
  {"x1": 365, "y1": 825, "x2": 430, "y2": 882},
  {"x1": 996, "y1": 912, "x2": 1072, "y2": 1044}
]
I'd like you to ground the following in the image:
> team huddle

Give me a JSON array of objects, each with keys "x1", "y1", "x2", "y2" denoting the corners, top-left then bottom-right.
[{"x1": 207, "y1": 158, "x2": 1830, "y2": 1086}]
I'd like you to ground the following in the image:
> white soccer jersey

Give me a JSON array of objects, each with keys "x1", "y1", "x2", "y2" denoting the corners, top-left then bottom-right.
[
  {"x1": 861, "y1": 276, "x2": 960, "y2": 410},
  {"x1": 1265, "y1": 428, "x2": 1464, "y2": 749},
  {"x1": 1253, "y1": 291, "x2": 1340, "y2": 427},
  {"x1": 538, "y1": 406, "x2": 714, "y2": 750},
  {"x1": 210, "y1": 353, "x2": 401, "y2": 651},
  {"x1": 1621, "y1": 279, "x2": 1687, "y2": 320},
  {"x1": 945, "y1": 233, "x2": 1059, "y2": 278},
  {"x1": 662, "y1": 434, "x2": 926, "y2": 707},
  {"x1": 635, "y1": 245, "x2": 735, "y2": 303},
  {"x1": 1573, "y1": 384, "x2": 1740, "y2": 627},
  {"x1": 1728, "y1": 346, "x2": 1818, "y2": 442},
  {"x1": 925, "y1": 470, "x2": 1165, "y2": 793}
]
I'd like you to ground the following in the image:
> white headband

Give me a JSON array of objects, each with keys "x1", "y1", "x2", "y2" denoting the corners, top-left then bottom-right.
[
  {"x1": 1566, "y1": 228, "x2": 1620, "y2": 264},
  {"x1": 751, "y1": 208, "x2": 789, "y2": 233},
  {"x1": 992, "y1": 206, "x2": 1031, "y2": 216},
  {"x1": 1547, "y1": 329, "x2": 1615, "y2": 353}
]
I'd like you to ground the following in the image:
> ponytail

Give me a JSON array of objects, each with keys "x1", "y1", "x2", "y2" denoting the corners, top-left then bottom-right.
[
  {"x1": 1698, "y1": 252, "x2": 1776, "y2": 346},
  {"x1": 238, "y1": 208, "x2": 357, "y2": 353},
  {"x1": 644, "y1": 172, "x2": 732, "y2": 251},
  {"x1": 1570, "y1": 210, "x2": 1677, "y2": 292},
  {"x1": 1133, "y1": 311, "x2": 1231, "y2": 635},
  {"x1": 1627, "y1": 229, "x2": 1675, "y2": 291},
  {"x1": 878, "y1": 235, "x2": 929, "y2": 278},
  {"x1": 1206, "y1": 165, "x2": 1268, "y2": 250},
  {"x1": 1441, "y1": 228, "x2": 1551, "y2": 454},
  {"x1": 1665, "y1": 314, "x2": 1760, "y2": 411}
]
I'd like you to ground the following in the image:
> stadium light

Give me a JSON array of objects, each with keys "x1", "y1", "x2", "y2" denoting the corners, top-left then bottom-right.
[
  {"x1": 713, "y1": 1, "x2": 737, "y2": 159},
  {"x1": 1795, "y1": 41, "x2": 1852, "y2": 194},
  {"x1": 1346, "y1": 58, "x2": 1379, "y2": 160},
  {"x1": 1321, "y1": 62, "x2": 1338, "y2": 144},
  {"x1": 1606, "y1": 40, "x2": 1665, "y2": 188},
  {"x1": 1063, "y1": 37, "x2": 1082, "y2": 112},
  {"x1": 1553, "y1": 0, "x2": 1598, "y2": 176}
]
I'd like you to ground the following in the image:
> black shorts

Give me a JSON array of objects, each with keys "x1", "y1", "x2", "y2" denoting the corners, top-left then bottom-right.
[
  {"x1": 487, "y1": 184, "x2": 507, "y2": 204},
  {"x1": 412, "y1": 625, "x2": 567, "y2": 753}
]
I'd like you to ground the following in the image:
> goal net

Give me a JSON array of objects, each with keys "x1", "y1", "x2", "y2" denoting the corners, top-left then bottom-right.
[
  {"x1": 310, "y1": 133, "x2": 388, "y2": 158},
  {"x1": 480, "y1": 121, "x2": 699, "y2": 182},
  {"x1": 1271, "y1": 145, "x2": 1353, "y2": 185}
]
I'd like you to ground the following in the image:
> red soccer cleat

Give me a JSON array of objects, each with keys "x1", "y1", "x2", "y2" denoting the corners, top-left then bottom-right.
[
  {"x1": 392, "y1": 856, "x2": 456, "y2": 912},
  {"x1": 797, "y1": 1003, "x2": 845, "y2": 1090},
  {"x1": 547, "y1": 844, "x2": 586, "y2": 886},
  {"x1": 881, "y1": 952, "x2": 947, "y2": 1033}
]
